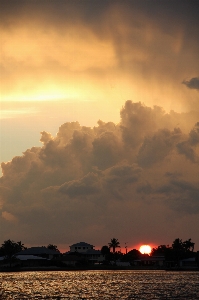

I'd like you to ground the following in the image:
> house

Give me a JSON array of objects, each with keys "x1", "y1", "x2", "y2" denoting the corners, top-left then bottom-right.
[
  {"x1": 111, "y1": 261, "x2": 131, "y2": 267},
  {"x1": 69, "y1": 242, "x2": 94, "y2": 253},
  {"x1": 0, "y1": 254, "x2": 49, "y2": 268},
  {"x1": 134, "y1": 255, "x2": 165, "y2": 267},
  {"x1": 16, "y1": 255, "x2": 48, "y2": 267},
  {"x1": 180, "y1": 257, "x2": 198, "y2": 269},
  {"x1": 61, "y1": 254, "x2": 83, "y2": 266},
  {"x1": 83, "y1": 249, "x2": 105, "y2": 263},
  {"x1": 67, "y1": 242, "x2": 105, "y2": 264},
  {"x1": 17, "y1": 247, "x2": 60, "y2": 260}
]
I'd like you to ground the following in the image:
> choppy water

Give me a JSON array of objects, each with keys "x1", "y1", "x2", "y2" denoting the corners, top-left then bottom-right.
[{"x1": 0, "y1": 270, "x2": 199, "y2": 299}]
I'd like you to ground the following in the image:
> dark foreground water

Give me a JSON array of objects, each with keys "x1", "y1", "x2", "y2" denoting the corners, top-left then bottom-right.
[{"x1": 0, "y1": 270, "x2": 199, "y2": 299}]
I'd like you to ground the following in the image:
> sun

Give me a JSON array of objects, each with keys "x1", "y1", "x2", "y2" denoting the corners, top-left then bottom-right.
[{"x1": 139, "y1": 245, "x2": 152, "y2": 254}]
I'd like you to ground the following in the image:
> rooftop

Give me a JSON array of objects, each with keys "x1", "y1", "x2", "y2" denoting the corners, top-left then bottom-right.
[
  {"x1": 17, "y1": 247, "x2": 60, "y2": 255},
  {"x1": 70, "y1": 242, "x2": 94, "y2": 248},
  {"x1": 16, "y1": 255, "x2": 47, "y2": 260}
]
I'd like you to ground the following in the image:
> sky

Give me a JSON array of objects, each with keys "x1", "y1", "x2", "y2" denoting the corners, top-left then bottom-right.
[{"x1": 0, "y1": 0, "x2": 199, "y2": 252}]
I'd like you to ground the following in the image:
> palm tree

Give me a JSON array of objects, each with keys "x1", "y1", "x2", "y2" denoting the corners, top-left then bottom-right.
[{"x1": 108, "y1": 238, "x2": 120, "y2": 253}]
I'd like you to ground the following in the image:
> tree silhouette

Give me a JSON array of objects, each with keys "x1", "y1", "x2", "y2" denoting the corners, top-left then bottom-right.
[
  {"x1": 172, "y1": 238, "x2": 183, "y2": 252},
  {"x1": 151, "y1": 245, "x2": 170, "y2": 256},
  {"x1": 151, "y1": 238, "x2": 196, "y2": 267},
  {"x1": 0, "y1": 239, "x2": 26, "y2": 267},
  {"x1": 108, "y1": 238, "x2": 120, "y2": 253},
  {"x1": 124, "y1": 249, "x2": 141, "y2": 262},
  {"x1": 47, "y1": 244, "x2": 59, "y2": 252},
  {"x1": 101, "y1": 245, "x2": 110, "y2": 256},
  {"x1": 170, "y1": 238, "x2": 196, "y2": 265},
  {"x1": 182, "y1": 239, "x2": 195, "y2": 252}
]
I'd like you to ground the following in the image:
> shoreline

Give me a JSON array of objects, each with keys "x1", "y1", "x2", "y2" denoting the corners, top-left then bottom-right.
[{"x1": 1, "y1": 266, "x2": 199, "y2": 272}]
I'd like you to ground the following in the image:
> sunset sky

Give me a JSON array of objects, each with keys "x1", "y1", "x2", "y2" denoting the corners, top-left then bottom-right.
[{"x1": 0, "y1": 0, "x2": 199, "y2": 252}]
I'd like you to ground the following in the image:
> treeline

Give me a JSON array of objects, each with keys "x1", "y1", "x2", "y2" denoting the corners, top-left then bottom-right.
[
  {"x1": 104, "y1": 238, "x2": 197, "y2": 266},
  {"x1": 0, "y1": 237, "x2": 196, "y2": 264},
  {"x1": 150, "y1": 238, "x2": 196, "y2": 262}
]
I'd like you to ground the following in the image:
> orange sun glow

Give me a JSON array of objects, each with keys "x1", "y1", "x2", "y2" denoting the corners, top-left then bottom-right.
[{"x1": 139, "y1": 245, "x2": 152, "y2": 254}]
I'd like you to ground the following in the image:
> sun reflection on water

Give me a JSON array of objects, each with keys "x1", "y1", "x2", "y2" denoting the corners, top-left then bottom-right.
[{"x1": 0, "y1": 270, "x2": 199, "y2": 299}]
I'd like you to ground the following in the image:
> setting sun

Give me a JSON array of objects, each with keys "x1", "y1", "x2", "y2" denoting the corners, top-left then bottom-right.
[{"x1": 139, "y1": 245, "x2": 152, "y2": 254}]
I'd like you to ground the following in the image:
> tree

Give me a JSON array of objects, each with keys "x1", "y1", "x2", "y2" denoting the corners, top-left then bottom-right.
[
  {"x1": 151, "y1": 245, "x2": 170, "y2": 256},
  {"x1": 172, "y1": 238, "x2": 183, "y2": 252},
  {"x1": 170, "y1": 238, "x2": 196, "y2": 265},
  {"x1": 182, "y1": 239, "x2": 195, "y2": 252},
  {"x1": 108, "y1": 238, "x2": 120, "y2": 253},
  {"x1": 101, "y1": 245, "x2": 111, "y2": 263},
  {"x1": 47, "y1": 244, "x2": 59, "y2": 252},
  {"x1": 0, "y1": 239, "x2": 26, "y2": 267},
  {"x1": 124, "y1": 249, "x2": 141, "y2": 262},
  {"x1": 101, "y1": 245, "x2": 110, "y2": 256}
]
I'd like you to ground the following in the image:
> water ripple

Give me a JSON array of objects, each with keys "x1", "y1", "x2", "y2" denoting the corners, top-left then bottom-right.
[{"x1": 0, "y1": 270, "x2": 199, "y2": 299}]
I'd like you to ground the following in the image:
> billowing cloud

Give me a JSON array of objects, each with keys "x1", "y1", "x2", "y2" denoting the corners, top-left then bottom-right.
[
  {"x1": 182, "y1": 77, "x2": 199, "y2": 90},
  {"x1": 176, "y1": 122, "x2": 199, "y2": 162},
  {"x1": 1, "y1": 101, "x2": 199, "y2": 249},
  {"x1": 137, "y1": 128, "x2": 182, "y2": 167},
  {"x1": 59, "y1": 172, "x2": 101, "y2": 198}
]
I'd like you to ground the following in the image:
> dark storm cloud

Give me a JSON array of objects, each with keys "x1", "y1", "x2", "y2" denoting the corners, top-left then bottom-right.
[
  {"x1": 59, "y1": 172, "x2": 101, "y2": 197},
  {"x1": 137, "y1": 128, "x2": 182, "y2": 167},
  {"x1": 176, "y1": 122, "x2": 199, "y2": 162},
  {"x1": 1, "y1": 0, "x2": 199, "y2": 76},
  {"x1": 157, "y1": 177, "x2": 199, "y2": 214},
  {"x1": 177, "y1": 141, "x2": 196, "y2": 163},
  {"x1": 0, "y1": 0, "x2": 109, "y2": 29},
  {"x1": 1, "y1": 0, "x2": 198, "y2": 25},
  {"x1": 1, "y1": 101, "x2": 199, "y2": 248},
  {"x1": 182, "y1": 77, "x2": 199, "y2": 90}
]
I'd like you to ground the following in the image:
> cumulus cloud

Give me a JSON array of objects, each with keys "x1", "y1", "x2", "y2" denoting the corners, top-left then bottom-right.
[
  {"x1": 182, "y1": 77, "x2": 199, "y2": 90},
  {"x1": 59, "y1": 172, "x2": 101, "y2": 198},
  {"x1": 176, "y1": 122, "x2": 199, "y2": 162},
  {"x1": 137, "y1": 128, "x2": 182, "y2": 167},
  {"x1": 1, "y1": 101, "x2": 199, "y2": 248}
]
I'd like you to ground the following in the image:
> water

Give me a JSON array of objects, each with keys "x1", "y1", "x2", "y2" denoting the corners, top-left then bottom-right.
[{"x1": 0, "y1": 270, "x2": 199, "y2": 299}]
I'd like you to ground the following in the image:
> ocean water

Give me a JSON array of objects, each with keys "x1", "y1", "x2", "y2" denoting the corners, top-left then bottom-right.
[{"x1": 0, "y1": 270, "x2": 199, "y2": 299}]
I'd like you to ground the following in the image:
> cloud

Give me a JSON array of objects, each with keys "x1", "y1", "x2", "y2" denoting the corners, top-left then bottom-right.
[
  {"x1": 182, "y1": 77, "x2": 199, "y2": 90},
  {"x1": 40, "y1": 131, "x2": 53, "y2": 145},
  {"x1": 59, "y1": 172, "x2": 101, "y2": 198},
  {"x1": 2, "y1": 211, "x2": 18, "y2": 222},
  {"x1": 1, "y1": 101, "x2": 199, "y2": 248},
  {"x1": 176, "y1": 122, "x2": 199, "y2": 162},
  {"x1": 1, "y1": 0, "x2": 199, "y2": 113},
  {"x1": 137, "y1": 128, "x2": 182, "y2": 167},
  {"x1": 157, "y1": 177, "x2": 199, "y2": 214}
]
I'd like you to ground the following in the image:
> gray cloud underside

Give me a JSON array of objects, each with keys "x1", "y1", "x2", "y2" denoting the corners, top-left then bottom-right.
[
  {"x1": 1, "y1": 101, "x2": 199, "y2": 246},
  {"x1": 182, "y1": 77, "x2": 199, "y2": 90}
]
